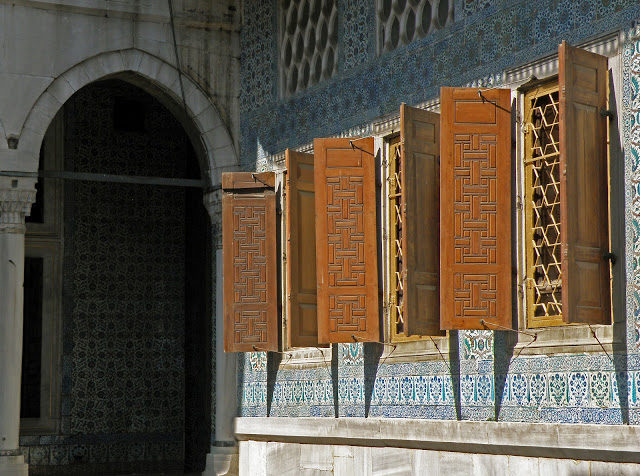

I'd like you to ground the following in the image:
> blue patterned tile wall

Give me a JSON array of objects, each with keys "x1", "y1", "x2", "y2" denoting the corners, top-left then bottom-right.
[
  {"x1": 238, "y1": 0, "x2": 640, "y2": 425},
  {"x1": 240, "y1": 0, "x2": 640, "y2": 168}
]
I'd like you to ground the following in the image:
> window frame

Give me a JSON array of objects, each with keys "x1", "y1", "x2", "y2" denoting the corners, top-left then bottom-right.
[
  {"x1": 521, "y1": 77, "x2": 565, "y2": 328},
  {"x1": 511, "y1": 36, "x2": 623, "y2": 353},
  {"x1": 22, "y1": 113, "x2": 64, "y2": 435}
]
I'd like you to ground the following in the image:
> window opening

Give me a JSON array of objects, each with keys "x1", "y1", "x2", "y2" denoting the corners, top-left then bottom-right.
[
  {"x1": 21, "y1": 257, "x2": 43, "y2": 419},
  {"x1": 388, "y1": 137, "x2": 429, "y2": 341},
  {"x1": 388, "y1": 138, "x2": 405, "y2": 339},
  {"x1": 113, "y1": 97, "x2": 146, "y2": 132},
  {"x1": 524, "y1": 82, "x2": 563, "y2": 327}
]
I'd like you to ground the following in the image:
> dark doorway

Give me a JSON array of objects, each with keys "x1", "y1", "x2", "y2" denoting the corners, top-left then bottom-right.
[{"x1": 21, "y1": 79, "x2": 211, "y2": 474}]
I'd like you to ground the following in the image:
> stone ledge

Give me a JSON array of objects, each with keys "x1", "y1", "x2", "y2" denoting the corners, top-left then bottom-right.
[{"x1": 234, "y1": 417, "x2": 640, "y2": 463}]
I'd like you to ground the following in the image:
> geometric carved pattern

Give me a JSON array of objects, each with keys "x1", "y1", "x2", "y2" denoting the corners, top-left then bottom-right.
[
  {"x1": 376, "y1": 0, "x2": 454, "y2": 54},
  {"x1": 453, "y1": 273, "x2": 497, "y2": 319},
  {"x1": 280, "y1": 0, "x2": 338, "y2": 96},
  {"x1": 223, "y1": 178, "x2": 277, "y2": 352},
  {"x1": 234, "y1": 310, "x2": 268, "y2": 344},
  {"x1": 328, "y1": 295, "x2": 367, "y2": 333},
  {"x1": 315, "y1": 137, "x2": 378, "y2": 343},
  {"x1": 440, "y1": 87, "x2": 511, "y2": 330},
  {"x1": 454, "y1": 134, "x2": 497, "y2": 265},
  {"x1": 326, "y1": 176, "x2": 366, "y2": 287},
  {"x1": 233, "y1": 205, "x2": 268, "y2": 304}
]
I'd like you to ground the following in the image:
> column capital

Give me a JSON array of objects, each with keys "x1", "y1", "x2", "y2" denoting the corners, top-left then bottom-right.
[
  {"x1": 0, "y1": 177, "x2": 37, "y2": 233},
  {"x1": 204, "y1": 189, "x2": 222, "y2": 249}
]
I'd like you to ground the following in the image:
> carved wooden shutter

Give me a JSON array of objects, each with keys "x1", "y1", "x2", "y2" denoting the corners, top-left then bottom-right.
[
  {"x1": 315, "y1": 137, "x2": 379, "y2": 343},
  {"x1": 559, "y1": 41, "x2": 611, "y2": 325},
  {"x1": 286, "y1": 150, "x2": 319, "y2": 347},
  {"x1": 222, "y1": 172, "x2": 278, "y2": 352},
  {"x1": 400, "y1": 104, "x2": 443, "y2": 336},
  {"x1": 440, "y1": 87, "x2": 512, "y2": 330}
]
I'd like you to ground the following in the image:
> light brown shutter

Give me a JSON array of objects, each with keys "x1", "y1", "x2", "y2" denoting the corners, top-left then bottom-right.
[
  {"x1": 440, "y1": 87, "x2": 512, "y2": 330},
  {"x1": 400, "y1": 104, "x2": 444, "y2": 336},
  {"x1": 286, "y1": 150, "x2": 319, "y2": 347},
  {"x1": 314, "y1": 137, "x2": 379, "y2": 343},
  {"x1": 559, "y1": 41, "x2": 611, "y2": 325},
  {"x1": 222, "y1": 172, "x2": 278, "y2": 352}
]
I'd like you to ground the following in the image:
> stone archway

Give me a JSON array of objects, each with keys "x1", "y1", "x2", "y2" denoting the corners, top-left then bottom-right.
[
  {"x1": 15, "y1": 77, "x2": 217, "y2": 474},
  {"x1": 5, "y1": 52, "x2": 238, "y2": 474},
  {"x1": 19, "y1": 49, "x2": 238, "y2": 186}
]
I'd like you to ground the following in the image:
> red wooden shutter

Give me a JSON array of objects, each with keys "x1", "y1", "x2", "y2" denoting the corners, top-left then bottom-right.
[
  {"x1": 559, "y1": 41, "x2": 611, "y2": 325},
  {"x1": 440, "y1": 87, "x2": 512, "y2": 330},
  {"x1": 314, "y1": 137, "x2": 379, "y2": 343},
  {"x1": 222, "y1": 172, "x2": 278, "y2": 352},
  {"x1": 401, "y1": 104, "x2": 444, "y2": 336},
  {"x1": 286, "y1": 150, "x2": 319, "y2": 347}
]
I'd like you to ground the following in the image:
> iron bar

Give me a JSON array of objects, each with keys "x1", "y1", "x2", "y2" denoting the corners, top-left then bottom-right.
[{"x1": 0, "y1": 170, "x2": 205, "y2": 188}]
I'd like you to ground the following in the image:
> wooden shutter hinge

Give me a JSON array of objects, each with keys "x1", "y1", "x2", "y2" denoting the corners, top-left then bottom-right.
[
  {"x1": 603, "y1": 251, "x2": 616, "y2": 265},
  {"x1": 600, "y1": 108, "x2": 615, "y2": 119},
  {"x1": 516, "y1": 195, "x2": 523, "y2": 210}
]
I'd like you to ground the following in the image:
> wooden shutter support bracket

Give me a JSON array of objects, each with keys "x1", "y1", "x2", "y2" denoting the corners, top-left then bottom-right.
[{"x1": 349, "y1": 140, "x2": 375, "y2": 156}]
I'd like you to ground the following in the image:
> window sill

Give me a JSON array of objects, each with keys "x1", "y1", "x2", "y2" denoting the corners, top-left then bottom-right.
[{"x1": 513, "y1": 324, "x2": 621, "y2": 356}]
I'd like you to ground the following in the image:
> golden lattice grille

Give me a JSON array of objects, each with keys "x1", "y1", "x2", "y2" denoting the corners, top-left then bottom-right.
[
  {"x1": 389, "y1": 140, "x2": 405, "y2": 339},
  {"x1": 525, "y1": 84, "x2": 563, "y2": 326}
]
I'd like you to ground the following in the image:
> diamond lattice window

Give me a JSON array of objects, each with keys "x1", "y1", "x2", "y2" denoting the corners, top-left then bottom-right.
[
  {"x1": 280, "y1": 0, "x2": 338, "y2": 97},
  {"x1": 524, "y1": 82, "x2": 563, "y2": 327},
  {"x1": 376, "y1": 0, "x2": 454, "y2": 54}
]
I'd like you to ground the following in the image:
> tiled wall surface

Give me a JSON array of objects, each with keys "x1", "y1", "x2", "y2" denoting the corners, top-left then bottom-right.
[
  {"x1": 238, "y1": 0, "x2": 640, "y2": 426},
  {"x1": 240, "y1": 0, "x2": 640, "y2": 168}
]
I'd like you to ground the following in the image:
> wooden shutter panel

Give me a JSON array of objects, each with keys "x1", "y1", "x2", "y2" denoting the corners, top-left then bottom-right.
[
  {"x1": 314, "y1": 137, "x2": 379, "y2": 343},
  {"x1": 400, "y1": 104, "x2": 444, "y2": 336},
  {"x1": 286, "y1": 150, "x2": 318, "y2": 347},
  {"x1": 440, "y1": 87, "x2": 512, "y2": 330},
  {"x1": 222, "y1": 172, "x2": 278, "y2": 352},
  {"x1": 559, "y1": 41, "x2": 611, "y2": 325}
]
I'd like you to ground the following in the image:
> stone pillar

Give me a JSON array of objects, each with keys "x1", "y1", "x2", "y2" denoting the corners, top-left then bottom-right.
[
  {"x1": 0, "y1": 177, "x2": 36, "y2": 476},
  {"x1": 203, "y1": 190, "x2": 239, "y2": 476}
]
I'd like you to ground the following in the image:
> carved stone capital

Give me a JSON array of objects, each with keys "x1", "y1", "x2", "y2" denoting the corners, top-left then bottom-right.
[
  {"x1": 204, "y1": 189, "x2": 223, "y2": 249},
  {"x1": 0, "y1": 179, "x2": 37, "y2": 234}
]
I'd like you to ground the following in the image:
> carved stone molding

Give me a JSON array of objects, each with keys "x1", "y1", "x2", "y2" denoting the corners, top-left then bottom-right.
[
  {"x1": 204, "y1": 189, "x2": 223, "y2": 249},
  {"x1": 0, "y1": 185, "x2": 37, "y2": 234}
]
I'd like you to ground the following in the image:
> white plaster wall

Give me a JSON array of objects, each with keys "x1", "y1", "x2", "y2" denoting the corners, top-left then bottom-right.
[
  {"x1": 239, "y1": 441, "x2": 640, "y2": 476},
  {"x1": 0, "y1": 0, "x2": 239, "y2": 170}
]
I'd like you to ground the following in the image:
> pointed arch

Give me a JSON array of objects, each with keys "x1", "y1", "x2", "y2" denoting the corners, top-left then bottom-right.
[{"x1": 20, "y1": 49, "x2": 237, "y2": 186}]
